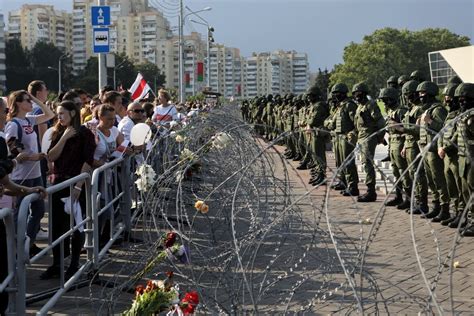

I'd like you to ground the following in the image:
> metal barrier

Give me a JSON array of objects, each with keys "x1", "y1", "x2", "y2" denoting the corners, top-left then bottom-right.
[
  {"x1": 0, "y1": 208, "x2": 16, "y2": 315},
  {"x1": 91, "y1": 156, "x2": 132, "y2": 264},
  {"x1": 16, "y1": 173, "x2": 92, "y2": 315}
]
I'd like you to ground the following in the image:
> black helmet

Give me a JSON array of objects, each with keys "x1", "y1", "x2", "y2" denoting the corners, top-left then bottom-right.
[
  {"x1": 387, "y1": 76, "x2": 398, "y2": 85},
  {"x1": 410, "y1": 70, "x2": 425, "y2": 82},
  {"x1": 379, "y1": 87, "x2": 399, "y2": 100},
  {"x1": 454, "y1": 83, "x2": 474, "y2": 99},
  {"x1": 416, "y1": 81, "x2": 439, "y2": 96},
  {"x1": 306, "y1": 85, "x2": 322, "y2": 98},
  {"x1": 447, "y1": 76, "x2": 462, "y2": 85},
  {"x1": 402, "y1": 80, "x2": 419, "y2": 95},
  {"x1": 352, "y1": 82, "x2": 369, "y2": 94},
  {"x1": 442, "y1": 83, "x2": 460, "y2": 98},
  {"x1": 330, "y1": 83, "x2": 349, "y2": 94},
  {"x1": 397, "y1": 75, "x2": 409, "y2": 86}
]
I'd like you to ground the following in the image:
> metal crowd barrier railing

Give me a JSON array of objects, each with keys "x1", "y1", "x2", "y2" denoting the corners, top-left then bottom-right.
[
  {"x1": 0, "y1": 208, "x2": 16, "y2": 315},
  {"x1": 10, "y1": 155, "x2": 136, "y2": 315}
]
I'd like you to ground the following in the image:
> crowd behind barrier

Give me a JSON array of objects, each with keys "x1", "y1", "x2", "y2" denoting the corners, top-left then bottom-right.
[{"x1": 0, "y1": 82, "x2": 214, "y2": 315}]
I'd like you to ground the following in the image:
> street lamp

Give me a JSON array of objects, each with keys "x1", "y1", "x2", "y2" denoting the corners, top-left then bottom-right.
[
  {"x1": 190, "y1": 18, "x2": 214, "y2": 88},
  {"x1": 179, "y1": 3, "x2": 212, "y2": 103},
  {"x1": 49, "y1": 53, "x2": 69, "y2": 94}
]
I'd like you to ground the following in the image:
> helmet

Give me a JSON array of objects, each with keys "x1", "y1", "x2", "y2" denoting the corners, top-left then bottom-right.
[
  {"x1": 454, "y1": 83, "x2": 474, "y2": 98},
  {"x1": 379, "y1": 87, "x2": 399, "y2": 100},
  {"x1": 410, "y1": 70, "x2": 425, "y2": 82},
  {"x1": 307, "y1": 85, "x2": 322, "y2": 98},
  {"x1": 267, "y1": 94, "x2": 273, "y2": 101},
  {"x1": 398, "y1": 75, "x2": 409, "y2": 86},
  {"x1": 352, "y1": 82, "x2": 369, "y2": 94},
  {"x1": 442, "y1": 83, "x2": 459, "y2": 98},
  {"x1": 447, "y1": 76, "x2": 462, "y2": 85},
  {"x1": 402, "y1": 80, "x2": 419, "y2": 95},
  {"x1": 416, "y1": 81, "x2": 439, "y2": 96},
  {"x1": 387, "y1": 76, "x2": 398, "y2": 85},
  {"x1": 330, "y1": 83, "x2": 349, "y2": 94}
]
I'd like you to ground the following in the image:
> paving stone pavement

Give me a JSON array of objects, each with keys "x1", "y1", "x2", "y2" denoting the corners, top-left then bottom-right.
[{"x1": 23, "y1": 139, "x2": 474, "y2": 315}]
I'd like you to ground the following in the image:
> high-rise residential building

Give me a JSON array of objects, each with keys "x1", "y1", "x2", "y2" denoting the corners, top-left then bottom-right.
[
  {"x1": 7, "y1": 5, "x2": 72, "y2": 53},
  {"x1": 242, "y1": 50, "x2": 309, "y2": 98},
  {"x1": 209, "y1": 44, "x2": 243, "y2": 98},
  {"x1": 0, "y1": 13, "x2": 6, "y2": 94},
  {"x1": 72, "y1": 0, "x2": 171, "y2": 73}
]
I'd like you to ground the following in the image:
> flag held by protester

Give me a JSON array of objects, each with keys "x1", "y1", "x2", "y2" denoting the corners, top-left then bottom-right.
[{"x1": 129, "y1": 73, "x2": 152, "y2": 100}]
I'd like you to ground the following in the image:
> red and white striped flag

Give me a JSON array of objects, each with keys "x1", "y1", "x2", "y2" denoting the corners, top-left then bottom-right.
[{"x1": 129, "y1": 73, "x2": 152, "y2": 100}]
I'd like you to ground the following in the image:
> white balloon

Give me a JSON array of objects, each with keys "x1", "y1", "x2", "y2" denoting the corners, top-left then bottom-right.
[
  {"x1": 130, "y1": 123, "x2": 151, "y2": 146},
  {"x1": 41, "y1": 127, "x2": 54, "y2": 153}
]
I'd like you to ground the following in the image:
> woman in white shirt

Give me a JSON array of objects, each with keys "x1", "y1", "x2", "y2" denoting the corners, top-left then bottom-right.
[{"x1": 5, "y1": 90, "x2": 55, "y2": 256}]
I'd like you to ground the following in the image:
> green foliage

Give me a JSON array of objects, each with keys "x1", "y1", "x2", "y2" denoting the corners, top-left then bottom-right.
[
  {"x1": 136, "y1": 61, "x2": 166, "y2": 94},
  {"x1": 5, "y1": 39, "x2": 34, "y2": 92},
  {"x1": 312, "y1": 68, "x2": 331, "y2": 99},
  {"x1": 330, "y1": 28, "x2": 471, "y2": 96}
]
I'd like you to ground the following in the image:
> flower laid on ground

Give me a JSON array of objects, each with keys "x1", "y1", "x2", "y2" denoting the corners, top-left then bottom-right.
[
  {"x1": 194, "y1": 200, "x2": 209, "y2": 214},
  {"x1": 361, "y1": 218, "x2": 372, "y2": 225},
  {"x1": 165, "y1": 244, "x2": 190, "y2": 264},
  {"x1": 180, "y1": 291, "x2": 200, "y2": 315},
  {"x1": 123, "y1": 279, "x2": 179, "y2": 315},
  {"x1": 453, "y1": 261, "x2": 461, "y2": 268},
  {"x1": 163, "y1": 231, "x2": 177, "y2": 248},
  {"x1": 180, "y1": 148, "x2": 197, "y2": 162},
  {"x1": 135, "y1": 164, "x2": 157, "y2": 192},
  {"x1": 175, "y1": 133, "x2": 186, "y2": 143},
  {"x1": 211, "y1": 132, "x2": 232, "y2": 149}
]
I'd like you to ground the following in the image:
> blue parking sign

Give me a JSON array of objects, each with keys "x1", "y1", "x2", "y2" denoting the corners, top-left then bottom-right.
[
  {"x1": 91, "y1": 6, "x2": 110, "y2": 26},
  {"x1": 93, "y1": 28, "x2": 109, "y2": 53}
]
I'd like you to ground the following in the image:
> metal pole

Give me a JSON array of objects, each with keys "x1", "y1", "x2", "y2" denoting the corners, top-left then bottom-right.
[
  {"x1": 207, "y1": 28, "x2": 211, "y2": 88},
  {"x1": 58, "y1": 58, "x2": 62, "y2": 94},
  {"x1": 113, "y1": 67, "x2": 116, "y2": 90},
  {"x1": 179, "y1": 0, "x2": 184, "y2": 103},
  {"x1": 98, "y1": 0, "x2": 107, "y2": 91}
]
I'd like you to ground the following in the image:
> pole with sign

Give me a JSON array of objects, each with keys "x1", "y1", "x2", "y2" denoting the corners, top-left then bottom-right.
[{"x1": 92, "y1": 2, "x2": 110, "y2": 92}]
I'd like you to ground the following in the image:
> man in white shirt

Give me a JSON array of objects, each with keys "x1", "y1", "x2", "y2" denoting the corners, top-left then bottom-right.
[{"x1": 118, "y1": 102, "x2": 146, "y2": 141}]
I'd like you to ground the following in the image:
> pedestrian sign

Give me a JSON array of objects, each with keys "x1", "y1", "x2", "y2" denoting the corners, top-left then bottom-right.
[
  {"x1": 91, "y1": 6, "x2": 110, "y2": 26},
  {"x1": 93, "y1": 28, "x2": 110, "y2": 53}
]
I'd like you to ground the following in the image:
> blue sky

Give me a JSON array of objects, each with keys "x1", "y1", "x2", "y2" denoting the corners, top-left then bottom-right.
[{"x1": 2, "y1": 0, "x2": 473, "y2": 72}]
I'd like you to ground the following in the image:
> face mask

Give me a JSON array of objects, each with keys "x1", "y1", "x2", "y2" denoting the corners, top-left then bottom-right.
[
  {"x1": 334, "y1": 93, "x2": 346, "y2": 102},
  {"x1": 354, "y1": 94, "x2": 366, "y2": 104},
  {"x1": 384, "y1": 99, "x2": 397, "y2": 109},
  {"x1": 407, "y1": 93, "x2": 420, "y2": 106},
  {"x1": 460, "y1": 98, "x2": 474, "y2": 112}
]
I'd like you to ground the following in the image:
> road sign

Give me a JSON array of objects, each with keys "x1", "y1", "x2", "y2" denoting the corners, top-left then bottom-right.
[
  {"x1": 91, "y1": 6, "x2": 110, "y2": 26},
  {"x1": 93, "y1": 28, "x2": 110, "y2": 53}
]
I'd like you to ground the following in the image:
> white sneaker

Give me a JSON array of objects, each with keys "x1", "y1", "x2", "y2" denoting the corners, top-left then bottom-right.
[{"x1": 36, "y1": 229, "x2": 49, "y2": 241}]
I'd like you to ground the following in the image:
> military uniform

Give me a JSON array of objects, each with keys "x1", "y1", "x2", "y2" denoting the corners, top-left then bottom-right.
[{"x1": 307, "y1": 99, "x2": 330, "y2": 183}]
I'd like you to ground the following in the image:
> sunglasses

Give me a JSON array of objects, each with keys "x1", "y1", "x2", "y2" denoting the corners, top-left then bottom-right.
[{"x1": 132, "y1": 109, "x2": 145, "y2": 113}]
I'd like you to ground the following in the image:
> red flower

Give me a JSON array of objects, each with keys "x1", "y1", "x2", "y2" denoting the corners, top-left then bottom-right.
[
  {"x1": 181, "y1": 291, "x2": 199, "y2": 314},
  {"x1": 135, "y1": 285, "x2": 144, "y2": 297},
  {"x1": 145, "y1": 280, "x2": 157, "y2": 292},
  {"x1": 164, "y1": 232, "x2": 177, "y2": 248}
]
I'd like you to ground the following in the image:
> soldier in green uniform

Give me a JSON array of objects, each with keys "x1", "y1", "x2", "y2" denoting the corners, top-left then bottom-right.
[
  {"x1": 381, "y1": 87, "x2": 411, "y2": 208},
  {"x1": 417, "y1": 81, "x2": 450, "y2": 219},
  {"x1": 397, "y1": 75, "x2": 410, "y2": 108},
  {"x1": 305, "y1": 85, "x2": 330, "y2": 185},
  {"x1": 437, "y1": 81, "x2": 463, "y2": 225},
  {"x1": 410, "y1": 70, "x2": 426, "y2": 83},
  {"x1": 352, "y1": 82, "x2": 386, "y2": 202},
  {"x1": 397, "y1": 80, "x2": 429, "y2": 214},
  {"x1": 387, "y1": 76, "x2": 399, "y2": 89},
  {"x1": 331, "y1": 83, "x2": 359, "y2": 196},
  {"x1": 451, "y1": 83, "x2": 474, "y2": 235}
]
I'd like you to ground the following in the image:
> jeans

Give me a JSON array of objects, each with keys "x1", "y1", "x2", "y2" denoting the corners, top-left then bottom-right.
[{"x1": 14, "y1": 177, "x2": 45, "y2": 244}]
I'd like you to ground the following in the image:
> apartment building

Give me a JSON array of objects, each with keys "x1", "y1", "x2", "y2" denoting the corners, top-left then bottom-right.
[
  {"x1": 8, "y1": 5, "x2": 72, "y2": 53},
  {"x1": 0, "y1": 13, "x2": 6, "y2": 93}
]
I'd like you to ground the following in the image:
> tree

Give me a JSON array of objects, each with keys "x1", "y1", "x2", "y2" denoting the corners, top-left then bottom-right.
[
  {"x1": 330, "y1": 28, "x2": 470, "y2": 95},
  {"x1": 312, "y1": 68, "x2": 331, "y2": 99},
  {"x1": 113, "y1": 53, "x2": 137, "y2": 90},
  {"x1": 72, "y1": 57, "x2": 99, "y2": 94},
  {"x1": 5, "y1": 39, "x2": 34, "y2": 92}
]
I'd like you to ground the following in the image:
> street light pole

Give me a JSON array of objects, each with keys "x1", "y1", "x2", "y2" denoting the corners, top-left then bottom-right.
[
  {"x1": 98, "y1": 0, "x2": 107, "y2": 92},
  {"x1": 58, "y1": 53, "x2": 68, "y2": 94},
  {"x1": 189, "y1": 18, "x2": 213, "y2": 88},
  {"x1": 179, "y1": 5, "x2": 212, "y2": 103}
]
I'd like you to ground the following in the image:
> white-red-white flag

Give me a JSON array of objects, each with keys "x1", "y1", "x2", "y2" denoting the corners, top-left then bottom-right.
[{"x1": 129, "y1": 73, "x2": 152, "y2": 100}]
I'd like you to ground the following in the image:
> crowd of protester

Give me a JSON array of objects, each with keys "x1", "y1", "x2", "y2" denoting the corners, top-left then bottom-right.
[{"x1": 0, "y1": 80, "x2": 214, "y2": 313}]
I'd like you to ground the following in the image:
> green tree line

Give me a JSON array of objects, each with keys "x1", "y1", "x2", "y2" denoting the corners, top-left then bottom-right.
[{"x1": 4, "y1": 39, "x2": 165, "y2": 95}]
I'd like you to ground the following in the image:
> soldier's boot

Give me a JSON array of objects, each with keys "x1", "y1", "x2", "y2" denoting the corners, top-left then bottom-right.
[
  {"x1": 448, "y1": 212, "x2": 468, "y2": 229},
  {"x1": 357, "y1": 187, "x2": 377, "y2": 202},
  {"x1": 441, "y1": 211, "x2": 459, "y2": 226},
  {"x1": 397, "y1": 198, "x2": 411, "y2": 210},
  {"x1": 292, "y1": 154, "x2": 303, "y2": 161},
  {"x1": 297, "y1": 159, "x2": 310, "y2": 170},
  {"x1": 385, "y1": 188, "x2": 403, "y2": 207},
  {"x1": 310, "y1": 174, "x2": 326, "y2": 186},
  {"x1": 307, "y1": 161, "x2": 316, "y2": 169},
  {"x1": 432, "y1": 204, "x2": 451, "y2": 223},
  {"x1": 342, "y1": 187, "x2": 359, "y2": 197},
  {"x1": 331, "y1": 182, "x2": 346, "y2": 191},
  {"x1": 409, "y1": 197, "x2": 429, "y2": 215},
  {"x1": 462, "y1": 223, "x2": 474, "y2": 237},
  {"x1": 423, "y1": 200, "x2": 441, "y2": 219}
]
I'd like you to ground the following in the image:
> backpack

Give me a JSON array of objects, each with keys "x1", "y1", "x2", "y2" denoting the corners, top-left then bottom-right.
[{"x1": 11, "y1": 117, "x2": 31, "y2": 143}]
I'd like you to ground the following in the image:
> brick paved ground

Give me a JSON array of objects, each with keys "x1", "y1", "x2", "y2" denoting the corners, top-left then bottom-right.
[{"x1": 25, "y1": 138, "x2": 474, "y2": 315}]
